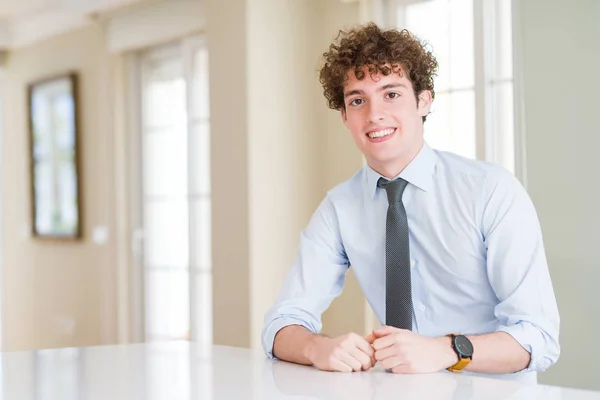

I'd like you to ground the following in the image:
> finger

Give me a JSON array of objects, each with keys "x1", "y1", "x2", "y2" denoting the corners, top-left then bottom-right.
[
  {"x1": 373, "y1": 325, "x2": 394, "y2": 337},
  {"x1": 319, "y1": 356, "x2": 353, "y2": 373},
  {"x1": 348, "y1": 346, "x2": 374, "y2": 370},
  {"x1": 353, "y1": 336, "x2": 375, "y2": 369},
  {"x1": 391, "y1": 364, "x2": 413, "y2": 374},
  {"x1": 381, "y1": 356, "x2": 407, "y2": 371},
  {"x1": 372, "y1": 334, "x2": 398, "y2": 351},
  {"x1": 364, "y1": 332, "x2": 376, "y2": 344},
  {"x1": 353, "y1": 336, "x2": 375, "y2": 357},
  {"x1": 338, "y1": 350, "x2": 363, "y2": 372},
  {"x1": 331, "y1": 358, "x2": 354, "y2": 373},
  {"x1": 374, "y1": 344, "x2": 399, "y2": 362},
  {"x1": 373, "y1": 325, "x2": 405, "y2": 337}
]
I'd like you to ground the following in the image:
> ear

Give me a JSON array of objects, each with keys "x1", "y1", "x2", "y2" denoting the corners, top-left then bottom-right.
[{"x1": 417, "y1": 90, "x2": 432, "y2": 117}]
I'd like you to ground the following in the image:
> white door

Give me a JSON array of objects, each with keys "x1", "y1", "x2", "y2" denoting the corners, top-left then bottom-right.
[{"x1": 134, "y1": 37, "x2": 212, "y2": 345}]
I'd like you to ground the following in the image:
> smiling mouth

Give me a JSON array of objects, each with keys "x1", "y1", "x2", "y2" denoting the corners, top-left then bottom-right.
[{"x1": 366, "y1": 128, "x2": 396, "y2": 139}]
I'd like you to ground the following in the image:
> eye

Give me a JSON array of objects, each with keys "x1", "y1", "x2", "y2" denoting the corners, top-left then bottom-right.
[
  {"x1": 386, "y1": 92, "x2": 400, "y2": 99},
  {"x1": 349, "y1": 98, "x2": 364, "y2": 107}
]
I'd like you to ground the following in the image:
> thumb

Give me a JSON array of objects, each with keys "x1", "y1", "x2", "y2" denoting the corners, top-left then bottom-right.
[
  {"x1": 373, "y1": 325, "x2": 394, "y2": 337},
  {"x1": 365, "y1": 332, "x2": 376, "y2": 344}
]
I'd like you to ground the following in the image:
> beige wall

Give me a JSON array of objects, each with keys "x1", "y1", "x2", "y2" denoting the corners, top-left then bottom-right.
[
  {"x1": 208, "y1": 0, "x2": 366, "y2": 348},
  {"x1": 0, "y1": 0, "x2": 366, "y2": 352},
  {"x1": 516, "y1": 0, "x2": 600, "y2": 390},
  {"x1": 206, "y1": 0, "x2": 251, "y2": 348},
  {"x1": 1, "y1": 24, "x2": 118, "y2": 351},
  {"x1": 0, "y1": 1, "x2": 597, "y2": 392},
  {"x1": 316, "y1": 1, "x2": 369, "y2": 338},
  {"x1": 246, "y1": 0, "x2": 325, "y2": 349}
]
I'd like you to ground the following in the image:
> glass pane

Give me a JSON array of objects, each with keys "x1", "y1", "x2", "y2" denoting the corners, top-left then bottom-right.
[
  {"x1": 143, "y1": 128, "x2": 188, "y2": 197},
  {"x1": 191, "y1": 198, "x2": 211, "y2": 271},
  {"x1": 145, "y1": 269, "x2": 190, "y2": 339},
  {"x1": 143, "y1": 57, "x2": 186, "y2": 128},
  {"x1": 449, "y1": 0, "x2": 474, "y2": 88},
  {"x1": 192, "y1": 47, "x2": 210, "y2": 120},
  {"x1": 406, "y1": 0, "x2": 451, "y2": 91},
  {"x1": 425, "y1": 90, "x2": 476, "y2": 160},
  {"x1": 30, "y1": 80, "x2": 80, "y2": 237},
  {"x1": 144, "y1": 200, "x2": 189, "y2": 268},
  {"x1": 493, "y1": 0, "x2": 513, "y2": 79},
  {"x1": 192, "y1": 271, "x2": 213, "y2": 345},
  {"x1": 425, "y1": 92, "x2": 450, "y2": 151},
  {"x1": 491, "y1": 82, "x2": 514, "y2": 173},
  {"x1": 449, "y1": 90, "x2": 476, "y2": 159},
  {"x1": 189, "y1": 123, "x2": 211, "y2": 196},
  {"x1": 406, "y1": 0, "x2": 474, "y2": 91},
  {"x1": 140, "y1": 42, "x2": 213, "y2": 353}
]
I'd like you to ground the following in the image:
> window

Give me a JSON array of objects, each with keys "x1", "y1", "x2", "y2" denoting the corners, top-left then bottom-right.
[
  {"x1": 387, "y1": 0, "x2": 515, "y2": 173},
  {"x1": 134, "y1": 37, "x2": 212, "y2": 345}
]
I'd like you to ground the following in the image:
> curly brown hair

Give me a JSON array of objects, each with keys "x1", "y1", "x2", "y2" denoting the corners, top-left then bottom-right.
[{"x1": 319, "y1": 23, "x2": 438, "y2": 122}]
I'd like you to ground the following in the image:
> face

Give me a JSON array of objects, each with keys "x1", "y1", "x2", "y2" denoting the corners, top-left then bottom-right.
[{"x1": 341, "y1": 67, "x2": 432, "y2": 177}]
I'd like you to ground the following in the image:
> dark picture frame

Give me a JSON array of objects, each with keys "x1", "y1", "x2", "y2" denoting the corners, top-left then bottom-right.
[{"x1": 28, "y1": 72, "x2": 82, "y2": 240}]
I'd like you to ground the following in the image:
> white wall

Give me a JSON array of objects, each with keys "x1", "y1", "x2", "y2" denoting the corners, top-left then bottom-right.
[{"x1": 516, "y1": 0, "x2": 600, "y2": 390}]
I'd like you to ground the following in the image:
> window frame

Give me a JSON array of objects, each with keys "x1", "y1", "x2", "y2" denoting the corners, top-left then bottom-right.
[
  {"x1": 380, "y1": 0, "x2": 526, "y2": 183},
  {"x1": 128, "y1": 35, "x2": 212, "y2": 345}
]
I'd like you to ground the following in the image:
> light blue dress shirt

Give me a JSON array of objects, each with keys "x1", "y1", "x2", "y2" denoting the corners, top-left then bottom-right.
[{"x1": 262, "y1": 143, "x2": 560, "y2": 383}]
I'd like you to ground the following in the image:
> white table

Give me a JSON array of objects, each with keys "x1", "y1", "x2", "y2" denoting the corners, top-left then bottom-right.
[{"x1": 1, "y1": 341, "x2": 598, "y2": 399}]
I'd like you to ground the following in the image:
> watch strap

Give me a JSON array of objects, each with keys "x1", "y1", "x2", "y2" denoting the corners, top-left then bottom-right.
[
  {"x1": 447, "y1": 356, "x2": 471, "y2": 372},
  {"x1": 446, "y1": 334, "x2": 472, "y2": 373}
]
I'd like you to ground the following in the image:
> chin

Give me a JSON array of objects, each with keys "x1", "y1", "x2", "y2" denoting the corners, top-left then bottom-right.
[
  {"x1": 369, "y1": 152, "x2": 399, "y2": 164},
  {"x1": 365, "y1": 157, "x2": 393, "y2": 171}
]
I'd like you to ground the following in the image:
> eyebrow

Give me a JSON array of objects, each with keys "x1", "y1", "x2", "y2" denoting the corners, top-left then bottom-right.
[{"x1": 344, "y1": 83, "x2": 409, "y2": 98}]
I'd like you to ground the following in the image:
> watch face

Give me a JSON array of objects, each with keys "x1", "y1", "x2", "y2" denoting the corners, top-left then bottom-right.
[{"x1": 454, "y1": 335, "x2": 474, "y2": 357}]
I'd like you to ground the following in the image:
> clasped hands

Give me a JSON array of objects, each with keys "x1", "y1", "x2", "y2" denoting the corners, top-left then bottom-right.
[{"x1": 306, "y1": 326, "x2": 458, "y2": 373}]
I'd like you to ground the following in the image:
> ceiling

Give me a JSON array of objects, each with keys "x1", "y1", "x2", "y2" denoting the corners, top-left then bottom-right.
[
  {"x1": 0, "y1": 0, "x2": 145, "y2": 49},
  {"x1": 0, "y1": 0, "x2": 55, "y2": 18}
]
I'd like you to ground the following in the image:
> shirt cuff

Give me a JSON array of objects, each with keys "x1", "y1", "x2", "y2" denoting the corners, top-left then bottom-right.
[
  {"x1": 262, "y1": 317, "x2": 316, "y2": 360},
  {"x1": 496, "y1": 321, "x2": 556, "y2": 372}
]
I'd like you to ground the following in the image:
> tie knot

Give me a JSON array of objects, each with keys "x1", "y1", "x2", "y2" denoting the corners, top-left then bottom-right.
[{"x1": 378, "y1": 177, "x2": 409, "y2": 203}]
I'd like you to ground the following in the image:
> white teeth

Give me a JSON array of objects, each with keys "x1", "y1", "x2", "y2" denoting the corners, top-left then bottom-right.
[{"x1": 368, "y1": 128, "x2": 395, "y2": 139}]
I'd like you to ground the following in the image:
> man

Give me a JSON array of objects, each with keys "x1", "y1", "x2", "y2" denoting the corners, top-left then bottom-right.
[{"x1": 262, "y1": 23, "x2": 559, "y2": 383}]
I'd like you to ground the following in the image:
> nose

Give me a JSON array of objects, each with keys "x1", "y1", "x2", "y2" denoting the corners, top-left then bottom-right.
[{"x1": 366, "y1": 100, "x2": 384, "y2": 123}]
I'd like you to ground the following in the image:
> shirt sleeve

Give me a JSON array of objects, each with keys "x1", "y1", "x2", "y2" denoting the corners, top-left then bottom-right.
[
  {"x1": 261, "y1": 194, "x2": 350, "y2": 359},
  {"x1": 481, "y1": 169, "x2": 560, "y2": 372}
]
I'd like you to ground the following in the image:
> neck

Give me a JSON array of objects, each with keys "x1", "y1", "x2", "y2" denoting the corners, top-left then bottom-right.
[{"x1": 370, "y1": 141, "x2": 424, "y2": 179}]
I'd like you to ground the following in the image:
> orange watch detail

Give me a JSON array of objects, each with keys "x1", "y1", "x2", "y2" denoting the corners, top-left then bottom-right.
[
  {"x1": 447, "y1": 356, "x2": 471, "y2": 372},
  {"x1": 446, "y1": 334, "x2": 473, "y2": 372}
]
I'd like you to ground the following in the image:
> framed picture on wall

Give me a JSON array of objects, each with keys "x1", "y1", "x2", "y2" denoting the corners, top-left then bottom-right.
[{"x1": 28, "y1": 72, "x2": 82, "y2": 239}]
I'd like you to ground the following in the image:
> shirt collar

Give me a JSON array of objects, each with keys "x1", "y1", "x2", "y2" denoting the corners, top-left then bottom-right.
[{"x1": 365, "y1": 142, "x2": 437, "y2": 199}]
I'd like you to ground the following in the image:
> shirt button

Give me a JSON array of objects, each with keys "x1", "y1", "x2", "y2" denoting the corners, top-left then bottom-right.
[
  {"x1": 419, "y1": 304, "x2": 426, "y2": 311},
  {"x1": 410, "y1": 259, "x2": 415, "y2": 268}
]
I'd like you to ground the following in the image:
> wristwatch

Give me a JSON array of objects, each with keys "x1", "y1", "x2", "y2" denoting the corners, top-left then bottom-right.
[{"x1": 446, "y1": 334, "x2": 473, "y2": 372}]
